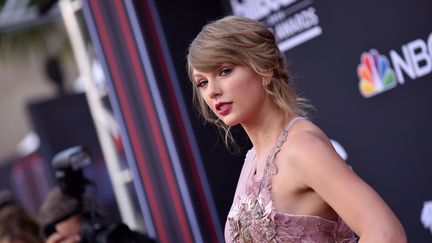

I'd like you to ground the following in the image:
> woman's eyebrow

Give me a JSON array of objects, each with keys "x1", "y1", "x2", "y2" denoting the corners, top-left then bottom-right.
[{"x1": 193, "y1": 74, "x2": 204, "y2": 79}]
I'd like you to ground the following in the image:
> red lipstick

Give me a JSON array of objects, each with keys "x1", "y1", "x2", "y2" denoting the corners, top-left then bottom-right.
[{"x1": 215, "y1": 102, "x2": 233, "y2": 116}]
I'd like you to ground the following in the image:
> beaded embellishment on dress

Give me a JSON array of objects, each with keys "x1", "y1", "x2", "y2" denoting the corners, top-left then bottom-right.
[{"x1": 228, "y1": 121, "x2": 290, "y2": 243}]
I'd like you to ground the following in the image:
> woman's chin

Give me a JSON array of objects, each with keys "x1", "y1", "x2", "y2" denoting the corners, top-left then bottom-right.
[{"x1": 219, "y1": 117, "x2": 240, "y2": 127}]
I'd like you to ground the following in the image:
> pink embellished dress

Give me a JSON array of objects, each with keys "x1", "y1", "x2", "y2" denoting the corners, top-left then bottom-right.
[{"x1": 225, "y1": 118, "x2": 357, "y2": 243}]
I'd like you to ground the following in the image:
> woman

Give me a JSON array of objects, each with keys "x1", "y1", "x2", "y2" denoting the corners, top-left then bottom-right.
[{"x1": 187, "y1": 16, "x2": 406, "y2": 242}]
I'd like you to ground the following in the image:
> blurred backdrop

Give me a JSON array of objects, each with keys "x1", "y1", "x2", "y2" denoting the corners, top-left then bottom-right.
[{"x1": 1, "y1": 0, "x2": 431, "y2": 243}]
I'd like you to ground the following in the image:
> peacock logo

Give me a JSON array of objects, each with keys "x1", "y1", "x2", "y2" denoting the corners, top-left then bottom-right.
[{"x1": 357, "y1": 49, "x2": 397, "y2": 98}]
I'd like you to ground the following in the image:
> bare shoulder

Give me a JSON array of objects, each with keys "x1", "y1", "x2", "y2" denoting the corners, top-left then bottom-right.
[
  {"x1": 283, "y1": 119, "x2": 335, "y2": 161},
  {"x1": 287, "y1": 119, "x2": 328, "y2": 141},
  {"x1": 276, "y1": 118, "x2": 350, "y2": 183}
]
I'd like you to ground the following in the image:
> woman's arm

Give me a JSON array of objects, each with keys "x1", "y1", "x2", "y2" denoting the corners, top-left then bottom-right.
[{"x1": 286, "y1": 128, "x2": 407, "y2": 243}]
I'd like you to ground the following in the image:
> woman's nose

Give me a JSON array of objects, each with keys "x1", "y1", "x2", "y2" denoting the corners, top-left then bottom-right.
[{"x1": 207, "y1": 81, "x2": 222, "y2": 99}]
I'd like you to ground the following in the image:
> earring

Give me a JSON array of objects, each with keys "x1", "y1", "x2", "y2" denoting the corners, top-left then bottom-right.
[{"x1": 263, "y1": 79, "x2": 271, "y2": 86}]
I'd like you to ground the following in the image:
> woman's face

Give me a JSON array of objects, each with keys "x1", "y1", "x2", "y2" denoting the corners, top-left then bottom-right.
[{"x1": 193, "y1": 64, "x2": 267, "y2": 126}]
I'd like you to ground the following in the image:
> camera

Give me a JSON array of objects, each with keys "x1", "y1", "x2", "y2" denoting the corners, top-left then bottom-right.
[{"x1": 52, "y1": 146, "x2": 90, "y2": 200}]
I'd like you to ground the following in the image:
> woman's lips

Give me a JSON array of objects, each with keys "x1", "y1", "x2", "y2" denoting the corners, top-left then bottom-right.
[{"x1": 215, "y1": 102, "x2": 233, "y2": 116}]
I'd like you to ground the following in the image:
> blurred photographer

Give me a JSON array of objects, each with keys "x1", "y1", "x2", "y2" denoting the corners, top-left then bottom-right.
[
  {"x1": 39, "y1": 187, "x2": 85, "y2": 243},
  {"x1": 39, "y1": 146, "x2": 155, "y2": 243}
]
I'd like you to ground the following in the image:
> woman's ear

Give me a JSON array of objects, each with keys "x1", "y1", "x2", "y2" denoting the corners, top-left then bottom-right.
[{"x1": 262, "y1": 69, "x2": 274, "y2": 86}]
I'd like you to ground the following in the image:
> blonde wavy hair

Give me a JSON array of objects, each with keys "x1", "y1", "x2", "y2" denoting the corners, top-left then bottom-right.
[{"x1": 187, "y1": 15, "x2": 310, "y2": 147}]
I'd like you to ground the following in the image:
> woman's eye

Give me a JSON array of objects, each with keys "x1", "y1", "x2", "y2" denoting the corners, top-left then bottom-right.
[
  {"x1": 219, "y1": 67, "x2": 232, "y2": 76},
  {"x1": 196, "y1": 80, "x2": 208, "y2": 88}
]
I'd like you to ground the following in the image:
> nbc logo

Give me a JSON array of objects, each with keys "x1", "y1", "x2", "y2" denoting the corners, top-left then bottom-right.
[
  {"x1": 357, "y1": 49, "x2": 397, "y2": 98},
  {"x1": 357, "y1": 32, "x2": 432, "y2": 98}
]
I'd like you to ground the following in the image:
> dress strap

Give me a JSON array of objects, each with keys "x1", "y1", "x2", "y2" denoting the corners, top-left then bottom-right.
[{"x1": 262, "y1": 117, "x2": 304, "y2": 179}]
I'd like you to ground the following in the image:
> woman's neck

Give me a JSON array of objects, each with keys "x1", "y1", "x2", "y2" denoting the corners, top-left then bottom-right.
[{"x1": 241, "y1": 101, "x2": 292, "y2": 161}]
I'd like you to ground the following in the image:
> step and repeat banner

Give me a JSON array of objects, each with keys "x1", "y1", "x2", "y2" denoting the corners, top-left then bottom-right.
[{"x1": 226, "y1": 0, "x2": 432, "y2": 242}]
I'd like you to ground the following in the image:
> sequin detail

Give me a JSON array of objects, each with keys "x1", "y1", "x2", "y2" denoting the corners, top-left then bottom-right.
[
  {"x1": 228, "y1": 124, "x2": 289, "y2": 243},
  {"x1": 228, "y1": 193, "x2": 277, "y2": 242}
]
